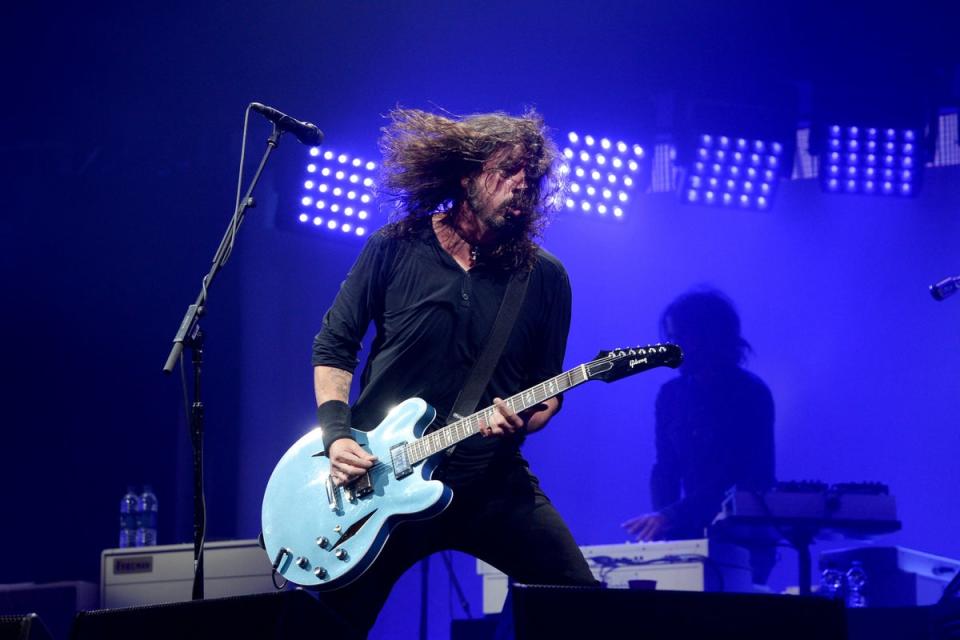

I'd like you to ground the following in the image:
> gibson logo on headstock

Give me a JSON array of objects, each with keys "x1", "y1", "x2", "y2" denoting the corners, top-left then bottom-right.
[{"x1": 629, "y1": 358, "x2": 649, "y2": 368}]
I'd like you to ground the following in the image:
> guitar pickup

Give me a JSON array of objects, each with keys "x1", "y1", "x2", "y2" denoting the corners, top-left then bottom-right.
[{"x1": 390, "y1": 442, "x2": 413, "y2": 480}]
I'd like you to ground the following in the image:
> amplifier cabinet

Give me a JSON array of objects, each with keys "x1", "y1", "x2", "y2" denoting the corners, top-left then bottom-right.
[{"x1": 101, "y1": 539, "x2": 277, "y2": 608}]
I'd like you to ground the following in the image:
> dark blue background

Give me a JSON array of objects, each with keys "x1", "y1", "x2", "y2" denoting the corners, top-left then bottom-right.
[{"x1": 2, "y1": 2, "x2": 957, "y2": 638}]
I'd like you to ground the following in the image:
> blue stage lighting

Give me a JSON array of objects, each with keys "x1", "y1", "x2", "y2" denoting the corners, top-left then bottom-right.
[
  {"x1": 818, "y1": 124, "x2": 922, "y2": 197},
  {"x1": 681, "y1": 133, "x2": 786, "y2": 210},
  {"x1": 296, "y1": 147, "x2": 379, "y2": 236},
  {"x1": 560, "y1": 131, "x2": 644, "y2": 219}
]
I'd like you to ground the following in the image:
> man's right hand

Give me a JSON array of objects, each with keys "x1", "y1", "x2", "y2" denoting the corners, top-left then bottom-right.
[
  {"x1": 620, "y1": 512, "x2": 671, "y2": 542},
  {"x1": 328, "y1": 438, "x2": 378, "y2": 486}
]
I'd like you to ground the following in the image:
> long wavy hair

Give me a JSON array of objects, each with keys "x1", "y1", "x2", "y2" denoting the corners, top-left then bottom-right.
[
  {"x1": 378, "y1": 108, "x2": 561, "y2": 271},
  {"x1": 659, "y1": 287, "x2": 753, "y2": 368}
]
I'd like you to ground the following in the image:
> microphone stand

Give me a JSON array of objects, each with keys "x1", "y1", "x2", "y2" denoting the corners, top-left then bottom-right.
[{"x1": 162, "y1": 122, "x2": 283, "y2": 600}]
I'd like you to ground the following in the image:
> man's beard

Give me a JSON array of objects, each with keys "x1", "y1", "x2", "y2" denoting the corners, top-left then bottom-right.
[{"x1": 467, "y1": 190, "x2": 526, "y2": 237}]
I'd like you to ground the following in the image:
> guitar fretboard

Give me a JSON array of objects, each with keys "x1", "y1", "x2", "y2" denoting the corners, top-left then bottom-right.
[{"x1": 404, "y1": 363, "x2": 590, "y2": 465}]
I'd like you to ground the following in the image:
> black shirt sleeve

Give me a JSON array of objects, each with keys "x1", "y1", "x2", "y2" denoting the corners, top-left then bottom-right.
[
  {"x1": 312, "y1": 231, "x2": 391, "y2": 373},
  {"x1": 730, "y1": 377, "x2": 776, "y2": 490},
  {"x1": 651, "y1": 383, "x2": 682, "y2": 511},
  {"x1": 528, "y1": 257, "x2": 572, "y2": 396}
]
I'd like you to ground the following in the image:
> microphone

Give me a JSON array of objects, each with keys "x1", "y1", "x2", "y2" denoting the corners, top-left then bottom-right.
[
  {"x1": 250, "y1": 102, "x2": 324, "y2": 146},
  {"x1": 929, "y1": 275, "x2": 960, "y2": 301}
]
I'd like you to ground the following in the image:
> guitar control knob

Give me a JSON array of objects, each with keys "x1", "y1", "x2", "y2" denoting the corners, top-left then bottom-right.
[
  {"x1": 314, "y1": 567, "x2": 328, "y2": 579},
  {"x1": 333, "y1": 524, "x2": 342, "y2": 533},
  {"x1": 316, "y1": 536, "x2": 329, "y2": 548},
  {"x1": 334, "y1": 549, "x2": 348, "y2": 561},
  {"x1": 295, "y1": 556, "x2": 309, "y2": 569}
]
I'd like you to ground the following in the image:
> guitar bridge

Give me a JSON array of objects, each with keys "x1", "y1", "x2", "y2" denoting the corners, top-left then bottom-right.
[
  {"x1": 340, "y1": 471, "x2": 375, "y2": 503},
  {"x1": 353, "y1": 471, "x2": 374, "y2": 498}
]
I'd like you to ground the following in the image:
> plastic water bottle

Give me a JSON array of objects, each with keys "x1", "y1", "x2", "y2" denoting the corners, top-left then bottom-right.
[
  {"x1": 845, "y1": 561, "x2": 868, "y2": 608},
  {"x1": 135, "y1": 485, "x2": 158, "y2": 547},
  {"x1": 119, "y1": 486, "x2": 138, "y2": 548},
  {"x1": 818, "y1": 567, "x2": 845, "y2": 600}
]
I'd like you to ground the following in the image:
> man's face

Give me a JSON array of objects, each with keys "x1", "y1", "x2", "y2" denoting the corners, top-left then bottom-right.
[{"x1": 465, "y1": 149, "x2": 529, "y2": 232}]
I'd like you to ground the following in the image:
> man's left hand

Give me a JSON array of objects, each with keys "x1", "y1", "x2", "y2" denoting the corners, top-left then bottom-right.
[{"x1": 481, "y1": 397, "x2": 526, "y2": 437}]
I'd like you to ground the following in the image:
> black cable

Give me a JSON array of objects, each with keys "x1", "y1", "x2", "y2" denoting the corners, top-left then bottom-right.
[
  {"x1": 179, "y1": 354, "x2": 191, "y2": 437},
  {"x1": 591, "y1": 553, "x2": 732, "y2": 592},
  {"x1": 220, "y1": 106, "x2": 253, "y2": 268}
]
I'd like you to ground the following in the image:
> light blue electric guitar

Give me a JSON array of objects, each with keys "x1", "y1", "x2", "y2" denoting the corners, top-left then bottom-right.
[{"x1": 260, "y1": 344, "x2": 682, "y2": 589}]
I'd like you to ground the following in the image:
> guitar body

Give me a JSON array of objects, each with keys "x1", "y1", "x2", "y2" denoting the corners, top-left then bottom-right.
[{"x1": 261, "y1": 398, "x2": 451, "y2": 589}]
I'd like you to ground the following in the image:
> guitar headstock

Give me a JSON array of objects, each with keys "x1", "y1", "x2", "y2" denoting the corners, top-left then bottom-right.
[{"x1": 587, "y1": 343, "x2": 683, "y2": 383}]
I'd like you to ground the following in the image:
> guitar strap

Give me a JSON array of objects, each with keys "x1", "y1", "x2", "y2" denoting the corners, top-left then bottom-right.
[{"x1": 439, "y1": 269, "x2": 530, "y2": 455}]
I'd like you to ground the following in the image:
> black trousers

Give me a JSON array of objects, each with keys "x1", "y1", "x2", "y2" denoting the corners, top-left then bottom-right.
[{"x1": 317, "y1": 464, "x2": 596, "y2": 636}]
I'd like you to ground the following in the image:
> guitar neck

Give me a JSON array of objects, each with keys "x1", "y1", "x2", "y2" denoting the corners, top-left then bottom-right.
[{"x1": 405, "y1": 363, "x2": 590, "y2": 465}]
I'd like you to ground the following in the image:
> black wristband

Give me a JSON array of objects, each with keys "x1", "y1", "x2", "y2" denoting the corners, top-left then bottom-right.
[{"x1": 317, "y1": 400, "x2": 353, "y2": 453}]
